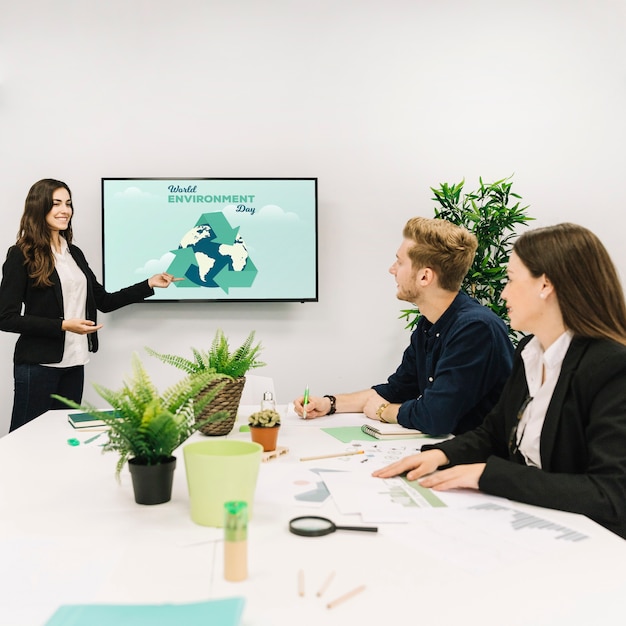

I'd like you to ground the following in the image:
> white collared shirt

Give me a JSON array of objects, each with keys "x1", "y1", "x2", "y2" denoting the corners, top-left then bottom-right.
[
  {"x1": 43, "y1": 239, "x2": 89, "y2": 368},
  {"x1": 517, "y1": 330, "x2": 574, "y2": 468}
]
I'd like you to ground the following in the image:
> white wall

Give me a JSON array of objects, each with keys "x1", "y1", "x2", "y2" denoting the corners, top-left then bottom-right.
[{"x1": 1, "y1": 0, "x2": 625, "y2": 435}]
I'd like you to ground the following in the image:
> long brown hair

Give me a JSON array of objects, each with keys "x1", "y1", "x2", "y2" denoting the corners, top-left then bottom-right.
[
  {"x1": 16, "y1": 179, "x2": 74, "y2": 287},
  {"x1": 513, "y1": 223, "x2": 626, "y2": 346}
]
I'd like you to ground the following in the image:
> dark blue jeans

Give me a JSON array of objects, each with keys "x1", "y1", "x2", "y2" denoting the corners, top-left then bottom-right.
[{"x1": 10, "y1": 363, "x2": 84, "y2": 432}]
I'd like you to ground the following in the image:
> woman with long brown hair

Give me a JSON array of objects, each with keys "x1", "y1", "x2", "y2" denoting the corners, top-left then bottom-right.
[
  {"x1": 0, "y1": 179, "x2": 180, "y2": 431},
  {"x1": 373, "y1": 223, "x2": 626, "y2": 538}
]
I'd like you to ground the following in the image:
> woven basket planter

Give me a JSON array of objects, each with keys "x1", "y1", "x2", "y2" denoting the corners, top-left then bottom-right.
[{"x1": 196, "y1": 376, "x2": 246, "y2": 436}]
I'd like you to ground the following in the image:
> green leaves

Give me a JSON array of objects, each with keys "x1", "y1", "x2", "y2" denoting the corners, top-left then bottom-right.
[
  {"x1": 403, "y1": 175, "x2": 533, "y2": 343},
  {"x1": 248, "y1": 409, "x2": 281, "y2": 428},
  {"x1": 52, "y1": 354, "x2": 228, "y2": 480},
  {"x1": 147, "y1": 329, "x2": 265, "y2": 379}
]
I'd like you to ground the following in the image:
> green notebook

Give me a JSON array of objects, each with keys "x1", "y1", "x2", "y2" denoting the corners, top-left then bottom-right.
[{"x1": 67, "y1": 410, "x2": 120, "y2": 429}]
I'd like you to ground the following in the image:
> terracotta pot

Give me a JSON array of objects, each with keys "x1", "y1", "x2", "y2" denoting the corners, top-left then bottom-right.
[{"x1": 249, "y1": 425, "x2": 280, "y2": 452}]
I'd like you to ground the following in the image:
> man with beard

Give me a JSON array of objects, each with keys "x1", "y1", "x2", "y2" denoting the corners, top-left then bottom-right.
[{"x1": 294, "y1": 217, "x2": 514, "y2": 435}]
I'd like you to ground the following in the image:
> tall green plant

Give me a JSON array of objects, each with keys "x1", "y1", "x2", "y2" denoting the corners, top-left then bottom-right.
[{"x1": 400, "y1": 176, "x2": 533, "y2": 341}]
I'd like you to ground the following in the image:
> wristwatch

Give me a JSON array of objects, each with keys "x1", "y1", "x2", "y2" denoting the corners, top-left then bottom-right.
[
  {"x1": 376, "y1": 402, "x2": 390, "y2": 422},
  {"x1": 323, "y1": 394, "x2": 337, "y2": 415}
]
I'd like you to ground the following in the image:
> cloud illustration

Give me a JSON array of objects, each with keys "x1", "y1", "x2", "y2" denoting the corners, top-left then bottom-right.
[
  {"x1": 257, "y1": 204, "x2": 299, "y2": 221},
  {"x1": 115, "y1": 186, "x2": 156, "y2": 200},
  {"x1": 222, "y1": 203, "x2": 299, "y2": 221},
  {"x1": 135, "y1": 252, "x2": 175, "y2": 276}
]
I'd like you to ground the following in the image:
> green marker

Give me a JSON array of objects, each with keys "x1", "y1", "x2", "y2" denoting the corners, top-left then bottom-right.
[
  {"x1": 83, "y1": 432, "x2": 103, "y2": 445},
  {"x1": 302, "y1": 385, "x2": 310, "y2": 419}
]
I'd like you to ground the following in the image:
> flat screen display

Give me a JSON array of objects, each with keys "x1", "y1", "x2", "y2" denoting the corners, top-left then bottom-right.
[{"x1": 101, "y1": 178, "x2": 318, "y2": 302}]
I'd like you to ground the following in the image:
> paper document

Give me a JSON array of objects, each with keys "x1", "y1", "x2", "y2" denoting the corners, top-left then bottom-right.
[
  {"x1": 320, "y1": 471, "x2": 447, "y2": 522},
  {"x1": 382, "y1": 503, "x2": 590, "y2": 574}
]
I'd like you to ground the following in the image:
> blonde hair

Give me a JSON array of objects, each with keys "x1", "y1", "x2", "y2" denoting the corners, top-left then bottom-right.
[{"x1": 403, "y1": 217, "x2": 478, "y2": 291}]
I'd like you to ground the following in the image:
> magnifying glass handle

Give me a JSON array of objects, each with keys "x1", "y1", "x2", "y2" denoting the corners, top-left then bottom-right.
[{"x1": 335, "y1": 525, "x2": 378, "y2": 533}]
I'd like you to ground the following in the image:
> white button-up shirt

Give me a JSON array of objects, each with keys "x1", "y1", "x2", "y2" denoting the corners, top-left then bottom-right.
[
  {"x1": 517, "y1": 330, "x2": 574, "y2": 468},
  {"x1": 43, "y1": 239, "x2": 89, "y2": 367}
]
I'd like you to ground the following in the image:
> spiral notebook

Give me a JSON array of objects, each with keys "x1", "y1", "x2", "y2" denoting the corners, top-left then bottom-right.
[{"x1": 361, "y1": 423, "x2": 426, "y2": 440}]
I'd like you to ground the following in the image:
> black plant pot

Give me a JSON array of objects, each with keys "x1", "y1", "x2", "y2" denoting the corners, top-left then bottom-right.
[{"x1": 128, "y1": 456, "x2": 177, "y2": 505}]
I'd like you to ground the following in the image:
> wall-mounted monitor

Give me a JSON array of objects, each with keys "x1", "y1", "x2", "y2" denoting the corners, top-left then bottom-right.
[{"x1": 101, "y1": 178, "x2": 318, "y2": 302}]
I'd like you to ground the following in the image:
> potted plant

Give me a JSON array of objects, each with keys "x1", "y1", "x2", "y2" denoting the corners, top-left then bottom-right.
[
  {"x1": 400, "y1": 175, "x2": 533, "y2": 343},
  {"x1": 53, "y1": 354, "x2": 228, "y2": 505},
  {"x1": 247, "y1": 408, "x2": 281, "y2": 452},
  {"x1": 146, "y1": 329, "x2": 265, "y2": 436}
]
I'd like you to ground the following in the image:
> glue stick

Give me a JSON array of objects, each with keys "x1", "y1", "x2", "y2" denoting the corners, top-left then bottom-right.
[{"x1": 224, "y1": 501, "x2": 248, "y2": 581}]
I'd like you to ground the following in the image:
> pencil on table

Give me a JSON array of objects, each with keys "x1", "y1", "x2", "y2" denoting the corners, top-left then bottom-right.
[
  {"x1": 300, "y1": 450, "x2": 364, "y2": 462},
  {"x1": 83, "y1": 432, "x2": 104, "y2": 445},
  {"x1": 298, "y1": 569, "x2": 305, "y2": 597},
  {"x1": 327, "y1": 584, "x2": 366, "y2": 609},
  {"x1": 316, "y1": 571, "x2": 335, "y2": 597}
]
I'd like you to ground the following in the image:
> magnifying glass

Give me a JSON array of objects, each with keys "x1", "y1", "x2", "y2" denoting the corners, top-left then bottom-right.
[{"x1": 289, "y1": 515, "x2": 378, "y2": 537}]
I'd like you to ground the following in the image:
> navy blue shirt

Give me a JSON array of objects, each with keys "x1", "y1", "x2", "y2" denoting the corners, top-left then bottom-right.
[{"x1": 372, "y1": 291, "x2": 514, "y2": 435}]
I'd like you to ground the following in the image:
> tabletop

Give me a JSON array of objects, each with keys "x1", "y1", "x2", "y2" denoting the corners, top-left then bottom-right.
[{"x1": 1, "y1": 406, "x2": 625, "y2": 626}]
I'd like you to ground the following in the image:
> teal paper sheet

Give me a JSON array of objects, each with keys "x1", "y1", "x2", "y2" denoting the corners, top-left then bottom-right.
[
  {"x1": 44, "y1": 597, "x2": 245, "y2": 626},
  {"x1": 321, "y1": 426, "x2": 376, "y2": 442}
]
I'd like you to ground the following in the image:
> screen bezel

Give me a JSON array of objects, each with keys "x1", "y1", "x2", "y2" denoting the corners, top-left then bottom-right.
[{"x1": 101, "y1": 177, "x2": 319, "y2": 304}]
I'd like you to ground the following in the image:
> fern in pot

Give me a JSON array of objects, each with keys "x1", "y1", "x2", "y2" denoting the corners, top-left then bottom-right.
[
  {"x1": 146, "y1": 329, "x2": 265, "y2": 436},
  {"x1": 53, "y1": 353, "x2": 228, "y2": 505}
]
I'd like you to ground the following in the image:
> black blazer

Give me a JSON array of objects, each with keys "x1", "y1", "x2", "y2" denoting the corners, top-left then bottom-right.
[
  {"x1": 0, "y1": 244, "x2": 154, "y2": 365},
  {"x1": 428, "y1": 335, "x2": 626, "y2": 539}
]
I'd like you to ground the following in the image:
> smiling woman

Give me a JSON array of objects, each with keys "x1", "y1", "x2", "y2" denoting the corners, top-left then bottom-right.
[
  {"x1": 46, "y1": 187, "x2": 73, "y2": 249},
  {"x1": 0, "y1": 178, "x2": 181, "y2": 432}
]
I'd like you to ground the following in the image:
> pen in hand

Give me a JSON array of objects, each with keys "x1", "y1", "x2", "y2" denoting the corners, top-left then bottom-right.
[{"x1": 302, "y1": 385, "x2": 310, "y2": 419}]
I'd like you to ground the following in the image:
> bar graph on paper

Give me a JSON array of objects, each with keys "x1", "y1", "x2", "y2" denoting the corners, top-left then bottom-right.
[
  {"x1": 385, "y1": 502, "x2": 592, "y2": 574},
  {"x1": 468, "y1": 502, "x2": 589, "y2": 542}
]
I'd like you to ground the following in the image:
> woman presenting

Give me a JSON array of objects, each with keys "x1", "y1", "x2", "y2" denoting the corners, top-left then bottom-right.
[
  {"x1": 0, "y1": 178, "x2": 180, "y2": 431},
  {"x1": 373, "y1": 223, "x2": 626, "y2": 539}
]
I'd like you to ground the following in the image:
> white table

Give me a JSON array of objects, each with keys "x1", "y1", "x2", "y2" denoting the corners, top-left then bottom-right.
[{"x1": 1, "y1": 407, "x2": 625, "y2": 626}]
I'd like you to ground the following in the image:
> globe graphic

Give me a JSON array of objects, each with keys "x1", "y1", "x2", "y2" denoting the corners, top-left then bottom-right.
[
  {"x1": 166, "y1": 213, "x2": 257, "y2": 293},
  {"x1": 180, "y1": 224, "x2": 232, "y2": 288}
]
